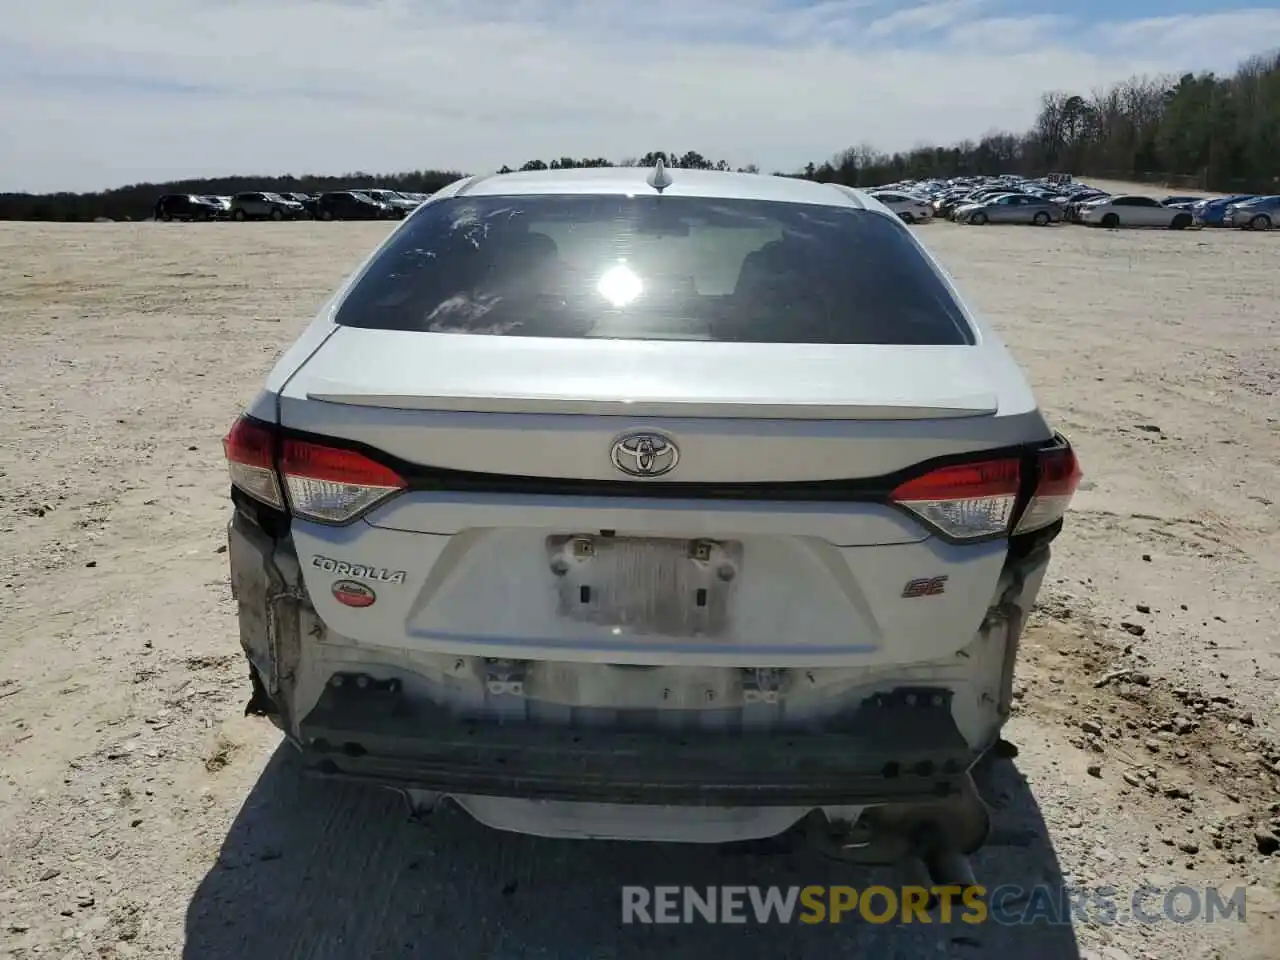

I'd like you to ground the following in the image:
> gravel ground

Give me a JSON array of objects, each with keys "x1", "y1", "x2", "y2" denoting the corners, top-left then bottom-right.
[{"x1": 1, "y1": 212, "x2": 1278, "y2": 960}]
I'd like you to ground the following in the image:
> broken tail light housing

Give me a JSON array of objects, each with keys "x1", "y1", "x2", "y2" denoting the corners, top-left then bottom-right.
[
  {"x1": 223, "y1": 416, "x2": 284, "y2": 510},
  {"x1": 891, "y1": 457, "x2": 1022, "y2": 541},
  {"x1": 223, "y1": 415, "x2": 407, "y2": 524},
  {"x1": 1013, "y1": 442, "x2": 1082, "y2": 535},
  {"x1": 892, "y1": 437, "x2": 1082, "y2": 542}
]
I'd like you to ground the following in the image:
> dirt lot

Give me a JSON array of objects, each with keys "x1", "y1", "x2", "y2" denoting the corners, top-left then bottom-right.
[{"x1": 1, "y1": 213, "x2": 1278, "y2": 960}]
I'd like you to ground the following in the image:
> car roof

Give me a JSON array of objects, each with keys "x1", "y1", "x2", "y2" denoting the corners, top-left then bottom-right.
[{"x1": 445, "y1": 166, "x2": 868, "y2": 208}]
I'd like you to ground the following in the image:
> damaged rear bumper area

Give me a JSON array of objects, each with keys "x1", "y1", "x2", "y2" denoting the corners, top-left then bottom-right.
[
  {"x1": 298, "y1": 675, "x2": 978, "y2": 808},
  {"x1": 227, "y1": 491, "x2": 1054, "y2": 845}
]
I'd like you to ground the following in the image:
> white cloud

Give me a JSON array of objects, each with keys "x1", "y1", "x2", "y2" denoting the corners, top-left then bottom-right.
[
  {"x1": 867, "y1": 0, "x2": 986, "y2": 38},
  {"x1": 947, "y1": 15, "x2": 1068, "y2": 51},
  {"x1": 0, "y1": 0, "x2": 1273, "y2": 192},
  {"x1": 1097, "y1": 10, "x2": 1280, "y2": 53}
]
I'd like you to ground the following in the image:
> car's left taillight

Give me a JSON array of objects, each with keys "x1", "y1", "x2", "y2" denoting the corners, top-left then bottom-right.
[
  {"x1": 222, "y1": 415, "x2": 407, "y2": 524},
  {"x1": 279, "y1": 436, "x2": 406, "y2": 523},
  {"x1": 223, "y1": 416, "x2": 283, "y2": 509}
]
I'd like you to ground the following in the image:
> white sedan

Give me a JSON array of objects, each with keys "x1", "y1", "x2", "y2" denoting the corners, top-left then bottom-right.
[
  {"x1": 868, "y1": 190, "x2": 935, "y2": 223},
  {"x1": 222, "y1": 164, "x2": 1080, "y2": 866},
  {"x1": 1078, "y1": 195, "x2": 1195, "y2": 229}
]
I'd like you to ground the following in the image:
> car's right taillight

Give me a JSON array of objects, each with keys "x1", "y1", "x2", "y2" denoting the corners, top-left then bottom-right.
[
  {"x1": 891, "y1": 457, "x2": 1022, "y2": 541},
  {"x1": 1013, "y1": 442, "x2": 1082, "y2": 535},
  {"x1": 890, "y1": 439, "x2": 1083, "y2": 542}
]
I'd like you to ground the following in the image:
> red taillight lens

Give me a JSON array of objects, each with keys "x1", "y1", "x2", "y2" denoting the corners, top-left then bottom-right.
[
  {"x1": 222, "y1": 415, "x2": 407, "y2": 524},
  {"x1": 891, "y1": 458, "x2": 1021, "y2": 540},
  {"x1": 1014, "y1": 444, "x2": 1082, "y2": 535},
  {"x1": 223, "y1": 416, "x2": 283, "y2": 509},
  {"x1": 280, "y1": 438, "x2": 406, "y2": 523}
]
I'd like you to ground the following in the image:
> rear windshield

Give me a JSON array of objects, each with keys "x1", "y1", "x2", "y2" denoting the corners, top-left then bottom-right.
[{"x1": 334, "y1": 194, "x2": 973, "y2": 345}]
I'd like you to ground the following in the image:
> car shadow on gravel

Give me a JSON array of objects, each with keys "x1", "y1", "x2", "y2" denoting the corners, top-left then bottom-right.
[{"x1": 183, "y1": 745, "x2": 1081, "y2": 960}]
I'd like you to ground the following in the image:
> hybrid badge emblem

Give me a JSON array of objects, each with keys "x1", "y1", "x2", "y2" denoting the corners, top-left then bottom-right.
[{"x1": 611, "y1": 432, "x2": 679, "y2": 477}]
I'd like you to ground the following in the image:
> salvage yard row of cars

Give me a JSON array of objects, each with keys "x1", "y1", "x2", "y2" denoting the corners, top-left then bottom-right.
[
  {"x1": 155, "y1": 176, "x2": 1280, "y2": 230},
  {"x1": 152, "y1": 188, "x2": 431, "y2": 221},
  {"x1": 867, "y1": 175, "x2": 1280, "y2": 230}
]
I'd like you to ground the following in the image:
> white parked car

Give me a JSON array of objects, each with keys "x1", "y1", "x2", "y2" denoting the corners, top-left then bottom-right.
[
  {"x1": 222, "y1": 164, "x2": 1081, "y2": 873},
  {"x1": 1078, "y1": 195, "x2": 1194, "y2": 229},
  {"x1": 868, "y1": 190, "x2": 934, "y2": 223}
]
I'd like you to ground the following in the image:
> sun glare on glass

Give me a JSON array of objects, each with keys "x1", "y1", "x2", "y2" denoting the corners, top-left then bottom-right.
[{"x1": 597, "y1": 263, "x2": 643, "y2": 307}]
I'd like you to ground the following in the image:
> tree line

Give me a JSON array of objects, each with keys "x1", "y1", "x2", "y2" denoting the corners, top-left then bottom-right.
[{"x1": 2, "y1": 49, "x2": 1277, "y2": 222}]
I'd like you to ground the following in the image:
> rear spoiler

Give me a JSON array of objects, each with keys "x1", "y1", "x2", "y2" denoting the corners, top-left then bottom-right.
[{"x1": 305, "y1": 385, "x2": 999, "y2": 420}]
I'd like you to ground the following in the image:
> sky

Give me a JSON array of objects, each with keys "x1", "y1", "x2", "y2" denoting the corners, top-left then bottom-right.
[{"x1": 1, "y1": 0, "x2": 1278, "y2": 193}]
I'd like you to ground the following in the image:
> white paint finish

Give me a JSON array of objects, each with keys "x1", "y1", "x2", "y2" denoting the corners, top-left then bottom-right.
[
  {"x1": 292, "y1": 330, "x2": 1017, "y2": 419},
  {"x1": 457, "y1": 166, "x2": 865, "y2": 207},
  {"x1": 279, "y1": 387, "x2": 1046, "y2": 483},
  {"x1": 289, "y1": 519, "x2": 1007, "y2": 668},
  {"x1": 364, "y1": 491, "x2": 926, "y2": 544}
]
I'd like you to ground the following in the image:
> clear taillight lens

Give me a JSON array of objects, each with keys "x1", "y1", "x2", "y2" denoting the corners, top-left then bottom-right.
[
  {"x1": 223, "y1": 416, "x2": 283, "y2": 509},
  {"x1": 280, "y1": 438, "x2": 406, "y2": 523},
  {"x1": 222, "y1": 415, "x2": 407, "y2": 524},
  {"x1": 891, "y1": 458, "x2": 1021, "y2": 540},
  {"x1": 1014, "y1": 444, "x2": 1082, "y2": 534}
]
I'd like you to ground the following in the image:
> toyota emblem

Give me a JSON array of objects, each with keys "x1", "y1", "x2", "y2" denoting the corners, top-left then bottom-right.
[{"x1": 610, "y1": 432, "x2": 679, "y2": 477}]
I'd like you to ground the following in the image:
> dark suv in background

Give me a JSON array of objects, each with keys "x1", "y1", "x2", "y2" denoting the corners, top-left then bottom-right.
[
  {"x1": 229, "y1": 192, "x2": 306, "y2": 221},
  {"x1": 314, "y1": 191, "x2": 397, "y2": 220},
  {"x1": 362, "y1": 189, "x2": 420, "y2": 218},
  {"x1": 281, "y1": 193, "x2": 318, "y2": 218},
  {"x1": 154, "y1": 194, "x2": 225, "y2": 221}
]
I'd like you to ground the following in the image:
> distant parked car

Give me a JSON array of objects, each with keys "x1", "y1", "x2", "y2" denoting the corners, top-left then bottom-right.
[
  {"x1": 201, "y1": 195, "x2": 231, "y2": 217},
  {"x1": 1191, "y1": 194, "x2": 1256, "y2": 227},
  {"x1": 867, "y1": 191, "x2": 933, "y2": 223},
  {"x1": 932, "y1": 192, "x2": 979, "y2": 220},
  {"x1": 1078, "y1": 195, "x2": 1194, "y2": 229},
  {"x1": 229, "y1": 192, "x2": 305, "y2": 221},
  {"x1": 954, "y1": 194, "x2": 1063, "y2": 226},
  {"x1": 1223, "y1": 195, "x2": 1279, "y2": 230},
  {"x1": 1161, "y1": 196, "x2": 1203, "y2": 208},
  {"x1": 281, "y1": 193, "x2": 317, "y2": 218},
  {"x1": 362, "y1": 189, "x2": 420, "y2": 217},
  {"x1": 1062, "y1": 192, "x2": 1112, "y2": 222},
  {"x1": 314, "y1": 191, "x2": 396, "y2": 221},
  {"x1": 154, "y1": 194, "x2": 224, "y2": 221}
]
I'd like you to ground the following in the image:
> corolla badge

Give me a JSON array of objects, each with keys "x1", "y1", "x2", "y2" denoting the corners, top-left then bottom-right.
[{"x1": 610, "y1": 432, "x2": 679, "y2": 477}]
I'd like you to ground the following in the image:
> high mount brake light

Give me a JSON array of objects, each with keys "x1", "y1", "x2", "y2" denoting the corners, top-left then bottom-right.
[
  {"x1": 891, "y1": 458, "x2": 1022, "y2": 540},
  {"x1": 222, "y1": 416, "x2": 406, "y2": 523},
  {"x1": 1014, "y1": 443, "x2": 1082, "y2": 535}
]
